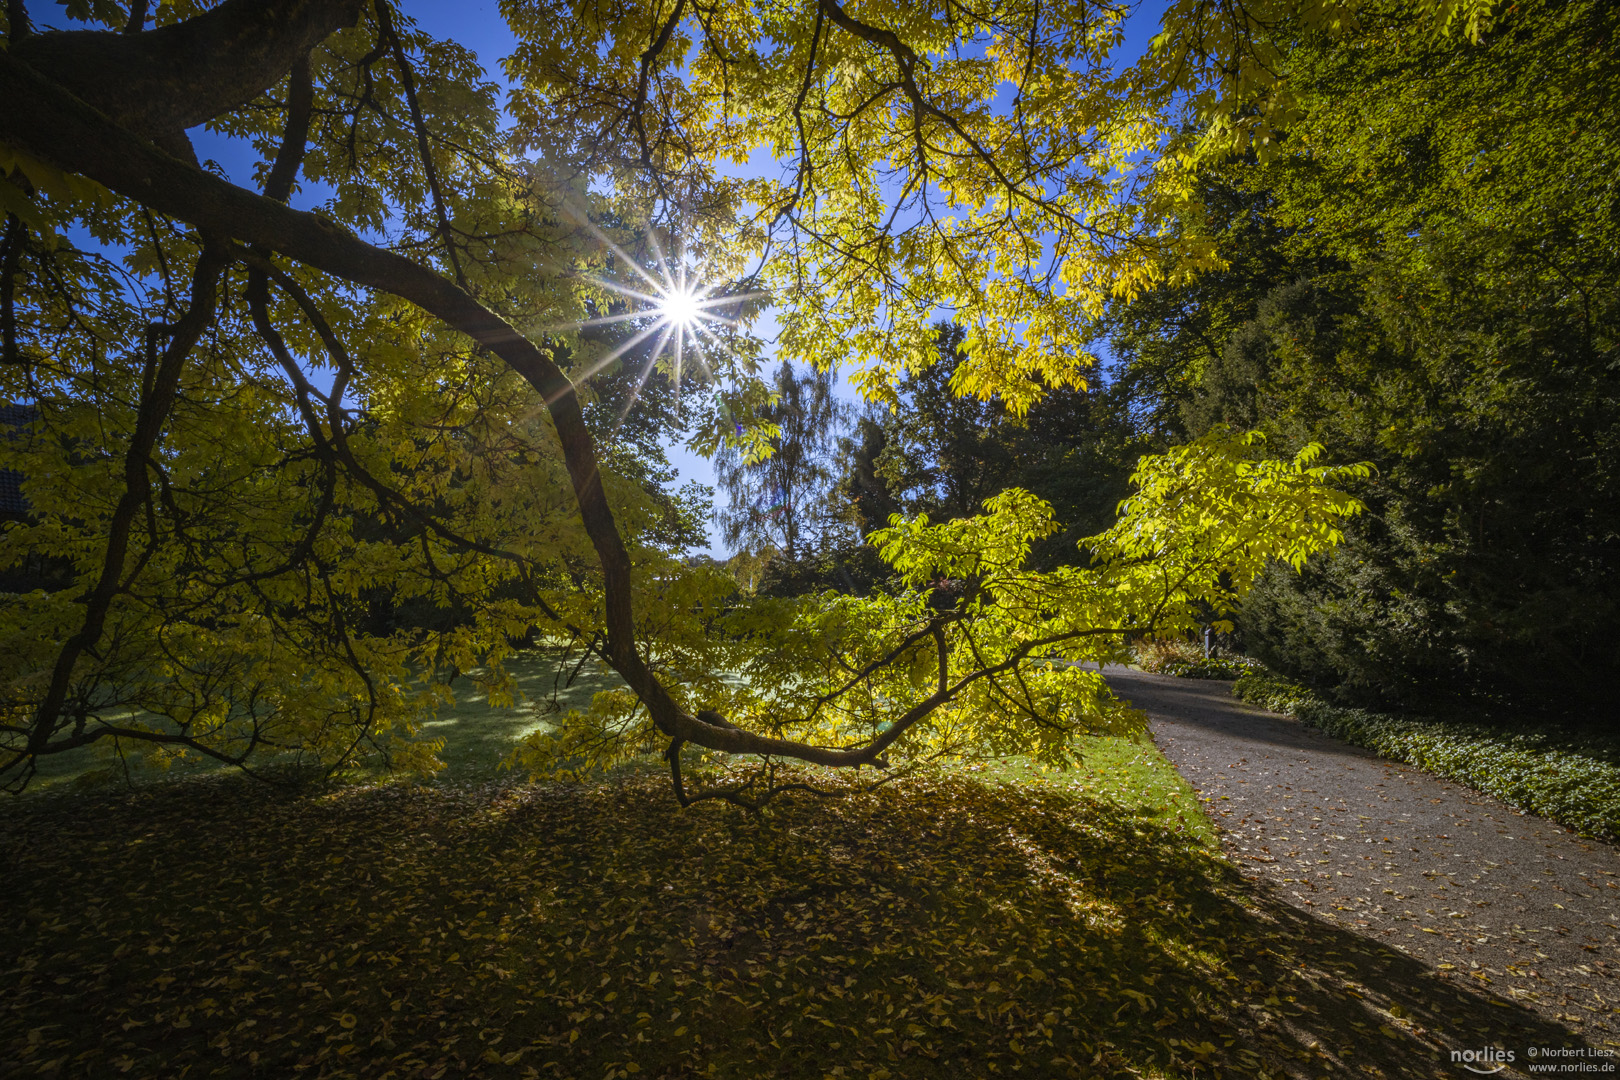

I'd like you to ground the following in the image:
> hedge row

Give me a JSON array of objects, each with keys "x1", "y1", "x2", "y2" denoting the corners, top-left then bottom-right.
[{"x1": 1233, "y1": 672, "x2": 1620, "y2": 839}]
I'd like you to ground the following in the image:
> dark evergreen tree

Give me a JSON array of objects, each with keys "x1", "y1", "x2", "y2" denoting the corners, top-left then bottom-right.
[
  {"x1": 846, "y1": 323, "x2": 1153, "y2": 575},
  {"x1": 1108, "y1": 0, "x2": 1620, "y2": 708}
]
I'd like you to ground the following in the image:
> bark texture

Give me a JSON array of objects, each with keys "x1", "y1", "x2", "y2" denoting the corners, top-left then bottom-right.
[{"x1": 13, "y1": 0, "x2": 364, "y2": 142}]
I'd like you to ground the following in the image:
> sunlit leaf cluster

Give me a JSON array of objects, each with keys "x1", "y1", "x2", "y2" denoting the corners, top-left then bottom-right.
[{"x1": 500, "y1": 0, "x2": 1508, "y2": 417}]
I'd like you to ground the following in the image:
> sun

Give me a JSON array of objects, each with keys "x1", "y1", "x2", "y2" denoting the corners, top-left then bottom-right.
[
  {"x1": 658, "y1": 286, "x2": 704, "y2": 328},
  {"x1": 548, "y1": 216, "x2": 766, "y2": 420}
]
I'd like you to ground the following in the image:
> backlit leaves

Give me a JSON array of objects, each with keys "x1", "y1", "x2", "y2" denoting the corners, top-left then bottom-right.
[{"x1": 515, "y1": 429, "x2": 1363, "y2": 780}]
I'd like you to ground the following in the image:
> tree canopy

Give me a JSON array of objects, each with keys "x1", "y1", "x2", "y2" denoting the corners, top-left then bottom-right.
[{"x1": 0, "y1": 0, "x2": 1501, "y2": 796}]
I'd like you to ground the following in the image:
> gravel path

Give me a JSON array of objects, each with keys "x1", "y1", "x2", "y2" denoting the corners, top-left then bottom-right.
[{"x1": 1101, "y1": 665, "x2": 1620, "y2": 1071}]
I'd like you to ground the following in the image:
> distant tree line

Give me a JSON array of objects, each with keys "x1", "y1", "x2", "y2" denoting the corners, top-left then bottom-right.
[{"x1": 718, "y1": 328, "x2": 1152, "y2": 600}]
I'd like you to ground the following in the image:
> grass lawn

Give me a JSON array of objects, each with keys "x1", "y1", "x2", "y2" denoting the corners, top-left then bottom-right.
[
  {"x1": 1, "y1": 666, "x2": 1576, "y2": 1078},
  {"x1": 16, "y1": 650, "x2": 622, "y2": 793}
]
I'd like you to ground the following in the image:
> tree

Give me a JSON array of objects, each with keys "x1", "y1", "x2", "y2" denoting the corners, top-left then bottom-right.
[
  {"x1": 856, "y1": 323, "x2": 1152, "y2": 567},
  {"x1": 1108, "y1": 0, "x2": 1620, "y2": 707},
  {"x1": 517, "y1": 430, "x2": 1368, "y2": 804},
  {"x1": 0, "y1": 0, "x2": 1477, "y2": 796},
  {"x1": 715, "y1": 361, "x2": 849, "y2": 567}
]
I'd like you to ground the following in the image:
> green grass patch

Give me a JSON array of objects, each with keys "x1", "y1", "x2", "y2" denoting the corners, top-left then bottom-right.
[
  {"x1": 1235, "y1": 671, "x2": 1620, "y2": 839},
  {"x1": 422, "y1": 656, "x2": 622, "y2": 783},
  {"x1": 962, "y1": 737, "x2": 1219, "y2": 851}
]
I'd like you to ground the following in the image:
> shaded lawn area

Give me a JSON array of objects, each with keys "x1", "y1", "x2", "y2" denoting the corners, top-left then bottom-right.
[
  {"x1": 0, "y1": 738, "x2": 1586, "y2": 1079},
  {"x1": 17, "y1": 649, "x2": 623, "y2": 792},
  {"x1": 419, "y1": 656, "x2": 623, "y2": 783}
]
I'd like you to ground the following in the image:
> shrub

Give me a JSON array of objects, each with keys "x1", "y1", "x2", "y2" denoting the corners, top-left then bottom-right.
[
  {"x1": 1168, "y1": 656, "x2": 1262, "y2": 680},
  {"x1": 1134, "y1": 638, "x2": 1203, "y2": 674},
  {"x1": 1233, "y1": 669, "x2": 1317, "y2": 713},
  {"x1": 1137, "y1": 639, "x2": 1260, "y2": 680}
]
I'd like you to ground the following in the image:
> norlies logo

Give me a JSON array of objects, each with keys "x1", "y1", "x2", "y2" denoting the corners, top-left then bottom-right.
[{"x1": 1453, "y1": 1047, "x2": 1516, "y2": 1074}]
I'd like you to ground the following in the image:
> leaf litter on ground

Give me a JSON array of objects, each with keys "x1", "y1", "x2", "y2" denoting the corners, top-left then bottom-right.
[{"x1": 1, "y1": 736, "x2": 1575, "y2": 1079}]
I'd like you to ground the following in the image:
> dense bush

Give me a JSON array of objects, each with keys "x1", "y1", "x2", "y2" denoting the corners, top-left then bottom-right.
[
  {"x1": 1232, "y1": 670, "x2": 1322, "y2": 715},
  {"x1": 1235, "y1": 672, "x2": 1620, "y2": 838},
  {"x1": 1164, "y1": 656, "x2": 1261, "y2": 680},
  {"x1": 1133, "y1": 638, "x2": 1202, "y2": 674}
]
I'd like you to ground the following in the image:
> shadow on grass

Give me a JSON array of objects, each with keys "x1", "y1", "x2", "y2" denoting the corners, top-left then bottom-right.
[{"x1": 0, "y1": 771, "x2": 1587, "y2": 1079}]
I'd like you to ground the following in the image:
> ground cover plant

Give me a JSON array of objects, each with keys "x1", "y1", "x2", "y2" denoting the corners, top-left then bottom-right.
[
  {"x1": 0, "y1": 742, "x2": 1582, "y2": 1080},
  {"x1": 1235, "y1": 670, "x2": 1620, "y2": 838},
  {"x1": 1167, "y1": 657, "x2": 1258, "y2": 680}
]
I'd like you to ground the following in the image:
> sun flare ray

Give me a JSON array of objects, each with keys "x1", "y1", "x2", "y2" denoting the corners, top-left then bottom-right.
[{"x1": 574, "y1": 319, "x2": 671, "y2": 382}]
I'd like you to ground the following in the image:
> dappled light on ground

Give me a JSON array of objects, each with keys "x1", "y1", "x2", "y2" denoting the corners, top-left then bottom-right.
[
  {"x1": 425, "y1": 656, "x2": 624, "y2": 782},
  {"x1": 0, "y1": 766, "x2": 1588, "y2": 1078}
]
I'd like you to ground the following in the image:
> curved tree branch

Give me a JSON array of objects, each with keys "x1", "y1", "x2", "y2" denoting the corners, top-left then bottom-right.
[
  {"x1": 5, "y1": 0, "x2": 30, "y2": 43},
  {"x1": 631, "y1": 0, "x2": 687, "y2": 168},
  {"x1": 263, "y1": 50, "x2": 315, "y2": 204},
  {"x1": 4, "y1": 46, "x2": 729, "y2": 748},
  {"x1": 374, "y1": 0, "x2": 467, "y2": 289},
  {"x1": 28, "y1": 242, "x2": 228, "y2": 755},
  {"x1": 123, "y1": 0, "x2": 150, "y2": 35},
  {"x1": 0, "y1": 19, "x2": 1146, "y2": 775},
  {"x1": 0, "y1": 211, "x2": 23, "y2": 366}
]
